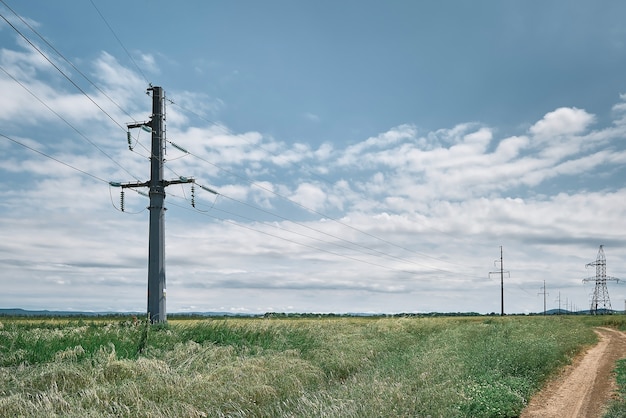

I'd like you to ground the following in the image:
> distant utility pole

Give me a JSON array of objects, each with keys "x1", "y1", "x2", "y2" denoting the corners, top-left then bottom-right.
[
  {"x1": 555, "y1": 291, "x2": 562, "y2": 315},
  {"x1": 489, "y1": 246, "x2": 510, "y2": 316},
  {"x1": 111, "y1": 86, "x2": 194, "y2": 323},
  {"x1": 538, "y1": 280, "x2": 549, "y2": 315},
  {"x1": 582, "y1": 245, "x2": 620, "y2": 315}
]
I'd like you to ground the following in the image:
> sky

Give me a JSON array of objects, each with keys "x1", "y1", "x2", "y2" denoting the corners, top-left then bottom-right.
[{"x1": 1, "y1": 1, "x2": 626, "y2": 315}]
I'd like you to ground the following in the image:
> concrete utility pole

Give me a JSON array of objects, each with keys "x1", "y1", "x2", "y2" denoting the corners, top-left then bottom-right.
[
  {"x1": 489, "y1": 246, "x2": 510, "y2": 316},
  {"x1": 113, "y1": 86, "x2": 193, "y2": 323},
  {"x1": 538, "y1": 280, "x2": 548, "y2": 315}
]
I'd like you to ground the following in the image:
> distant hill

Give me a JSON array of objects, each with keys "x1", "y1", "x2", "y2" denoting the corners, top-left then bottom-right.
[
  {"x1": 539, "y1": 308, "x2": 625, "y2": 315},
  {"x1": 0, "y1": 308, "x2": 251, "y2": 318},
  {"x1": 0, "y1": 308, "x2": 125, "y2": 317},
  {"x1": 2, "y1": 308, "x2": 623, "y2": 318}
]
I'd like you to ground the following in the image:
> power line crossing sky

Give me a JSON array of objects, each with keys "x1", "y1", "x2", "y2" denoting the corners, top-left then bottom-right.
[{"x1": 1, "y1": 1, "x2": 625, "y2": 314}]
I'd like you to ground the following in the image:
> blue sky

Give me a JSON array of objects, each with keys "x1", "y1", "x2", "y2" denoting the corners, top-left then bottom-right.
[{"x1": 1, "y1": 0, "x2": 626, "y2": 314}]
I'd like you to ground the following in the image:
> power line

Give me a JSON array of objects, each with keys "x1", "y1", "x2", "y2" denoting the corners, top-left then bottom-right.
[
  {"x1": 167, "y1": 188, "x2": 482, "y2": 279},
  {"x1": 116, "y1": 87, "x2": 449, "y2": 321},
  {"x1": 0, "y1": 4, "x2": 129, "y2": 132},
  {"x1": 166, "y1": 96, "x2": 486, "y2": 272},
  {"x1": 0, "y1": 6, "x2": 570, "y2": 313},
  {"x1": 167, "y1": 97, "x2": 479, "y2": 248},
  {"x1": 141, "y1": 99, "x2": 486, "y2": 280},
  {"x1": 0, "y1": 132, "x2": 109, "y2": 184},
  {"x1": 0, "y1": 64, "x2": 141, "y2": 181},
  {"x1": 0, "y1": 0, "x2": 141, "y2": 125},
  {"x1": 0, "y1": 3, "x2": 490, "y2": 283},
  {"x1": 178, "y1": 185, "x2": 483, "y2": 278},
  {"x1": 164, "y1": 194, "x2": 449, "y2": 280},
  {"x1": 163, "y1": 139, "x2": 468, "y2": 266},
  {"x1": 89, "y1": 0, "x2": 150, "y2": 84},
  {"x1": 162, "y1": 137, "x2": 483, "y2": 276}
]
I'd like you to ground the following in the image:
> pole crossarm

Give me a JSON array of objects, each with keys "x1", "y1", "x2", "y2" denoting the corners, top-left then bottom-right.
[
  {"x1": 583, "y1": 276, "x2": 620, "y2": 283},
  {"x1": 109, "y1": 180, "x2": 148, "y2": 189},
  {"x1": 127, "y1": 121, "x2": 151, "y2": 130},
  {"x1": 165, "y1": 177, "x2": 195, "y2": 187},
  {"x1": 109, "y1": 176, "x2": 197, "y2": 190}
]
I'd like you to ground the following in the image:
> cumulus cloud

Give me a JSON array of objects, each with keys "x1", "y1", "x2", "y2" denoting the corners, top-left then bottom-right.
[
  {"x1": 494, "y1": 136, "x2": 529, "y2": 162},
  {"x1": 290, "y1": 182, "x2": 327, "y2": 211},
  {"x1": 93, "y1": 52, "x2": 144, "y2": 90},
  {"x1": 2, "y1": 34, "x2": 626, "y2": 314},
  {"x1": 338, "y1": 124, "x2": 417, "y2": 166},
  {"x1": 529, "y1": 107, "x2": 595, "y2": 139}
]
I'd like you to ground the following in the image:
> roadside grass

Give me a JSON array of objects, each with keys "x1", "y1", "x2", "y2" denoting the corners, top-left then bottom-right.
[
  {"x1": 604, "y1": 358, "x2": 626, "y2": 418},
  {"x1": 589, "y1": 315, "x2": 626, "y2": 332},
  {"x1": 0, "y1": 316, "x2": 598, "y2": 417},
  {"x1": 600, "y1": 315, "x2": 626, "y2": 418}
]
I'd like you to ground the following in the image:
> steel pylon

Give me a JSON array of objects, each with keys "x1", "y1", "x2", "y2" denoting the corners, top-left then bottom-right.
[{"x1": 583, "y1": 245, "x2": 620, "y2": 314}]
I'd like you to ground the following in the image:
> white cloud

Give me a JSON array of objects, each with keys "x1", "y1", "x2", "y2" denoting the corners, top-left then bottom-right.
[
  {"x1": 529, "y1": 107, "x2": 595, "y2": 139},
  {"x1": 271, "y1": 142, "x2": 312, "y2": 167},
  {"x1": 138, "y1": 53, "x2": 158, "y2": 74},
  {"x1": 94, "y1": 52, "x2": 142, "y2": 88},
  {"x1": 314, "y1": 142, "x2": 333, "y2": 160},
  {"x1": 289, "y1": 182, "x2": 327, "y2": 211},
  {"x1": 338, "y1": 124, "x2": 417, "y2": 166},
  {"x1": 0, "y1": 38, "x2": 52, "y2": 77},
  {"x1": 1, "y1": 25, "x2": 626, "y2": 315},
  {"x1": 494, "y1": 135, "x2": 529, "y2": 162}
]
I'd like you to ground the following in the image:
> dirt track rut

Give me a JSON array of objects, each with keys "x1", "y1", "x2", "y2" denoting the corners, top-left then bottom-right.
[{"x1": 521, "y1": 327, "x2": 626, "y2": 418}]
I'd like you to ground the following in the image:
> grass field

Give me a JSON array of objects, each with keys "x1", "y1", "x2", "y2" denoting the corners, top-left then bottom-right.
[{"x1": 0, "y1": 315, "x2": 618, "y2": 417}]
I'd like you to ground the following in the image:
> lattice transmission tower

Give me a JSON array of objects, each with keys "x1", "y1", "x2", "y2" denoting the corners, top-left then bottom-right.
[{"x1": 582, "y1": 245, "x2": 620, "y2": 314}]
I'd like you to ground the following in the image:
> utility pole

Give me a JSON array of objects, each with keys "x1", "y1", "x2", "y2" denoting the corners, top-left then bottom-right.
[
  {"x1": 538, "y1": 280, "x2": 548, "y2": 315},
  {"x1": 555, "y1": 291, "x2": 561, "y2": 315},
  {"x1": 582, "y1": 245, "x2": 620, "y2": 315},
  {"x1": 489, "y1": 246, "x2": 510, "y2": 316},
  {"x1": 112, "y1": 86, "x2": 194, "y2": 323}
]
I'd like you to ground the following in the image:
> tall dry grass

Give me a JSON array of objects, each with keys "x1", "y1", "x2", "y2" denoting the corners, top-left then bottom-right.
[{"x1": 0, "y1": 316, "x2": 597, "y2": 417}]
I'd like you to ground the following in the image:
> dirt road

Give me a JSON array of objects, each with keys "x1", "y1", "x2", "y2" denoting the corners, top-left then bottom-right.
[{"x1": 521, "y1": 327, "x2": 626, "y2": 418}]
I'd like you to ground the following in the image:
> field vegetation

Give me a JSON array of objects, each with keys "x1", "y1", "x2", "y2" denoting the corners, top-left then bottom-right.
[
  {"x1": 598, "y1": 317, "x2": 626, "y2": 418},
  {"x1": 0, "y1": 315, "x2": 618, "y2": 417}
]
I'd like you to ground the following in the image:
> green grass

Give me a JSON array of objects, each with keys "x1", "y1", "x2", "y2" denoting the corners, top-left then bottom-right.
[
  {"x1": 0, "y1": 316, "x2": 601, "y2": 417},
  {"x1": 604, "y1": 358, "x2": 626, "y2": 418}
]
